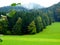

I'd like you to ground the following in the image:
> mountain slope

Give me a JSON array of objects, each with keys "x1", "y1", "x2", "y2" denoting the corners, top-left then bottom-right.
[
  {"x1": 0, "y1": 6, "x2": 28, "y2": 12},
  {"x1": 22, "y1": 3, "x2": 44, "y2": 9}
]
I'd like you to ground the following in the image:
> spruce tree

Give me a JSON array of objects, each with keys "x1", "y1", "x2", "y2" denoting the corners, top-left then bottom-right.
[
  {"x1": 28, "y1": 21, "x2": 36, "y2": 34},
  {"x1": 12, "y1": 17, "x2": 22, "y2": 35}
]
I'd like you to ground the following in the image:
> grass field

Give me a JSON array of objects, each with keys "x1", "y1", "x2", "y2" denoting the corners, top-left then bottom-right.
[{"x1": 0, "y1": 22, "x2": 60, "y2": 45}]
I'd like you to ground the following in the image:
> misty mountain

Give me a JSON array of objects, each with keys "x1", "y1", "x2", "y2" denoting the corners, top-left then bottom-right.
[
  {"x1": 48, "y1": 2, "x2": 60, "y2": 11},
  {"x1": 0, "y1": 2, "x2": 60, "y2": 13},
  {"x1": 0, "y1": 6, "x2": 28, "y2": 12},
  {"x1": 22, "y1": 3, "x2": 44, "y2": 9},
  {"x1": 0, "y1": 3, "x2": 44, "y2": 13}
]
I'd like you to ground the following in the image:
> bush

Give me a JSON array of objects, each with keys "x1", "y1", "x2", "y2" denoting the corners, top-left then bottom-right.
[{"x1": 0, "y1": 39, "x2": 3, "y2": 42}]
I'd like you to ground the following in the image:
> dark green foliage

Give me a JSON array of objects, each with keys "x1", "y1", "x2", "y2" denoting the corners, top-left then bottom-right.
[
  {"x1": 48, "y1": 10, "x2": 55, "y2": 23},
  {"x1": 11, "y1": 3, "x2": 21, "y2": 6},
  {"x1": 12, "y1": 17, "x2": 22, "y2": 35},
  {"x1": 0, "y1": 9, "x2": 55, "y2": 35},
  {"x1": 11, "y1": 3, "x2": 17, "y2": 6},
  {"x1": 35, "y1": 16, "x2": 43, "y2": 33},
  {"x1": 0, "y1": 15, "x2": 8, "y2": 34},
  {"x1": 7, "y1": 10, "x2": 16, "y2": 18},
  {"x1": 6, "y1": 30, "x2": 11, "y2": 35},
  {"x1": 0, "y1": 20, "x2": 3, "y2": 34},
  {"x1": 55, "y1": 8, "x2": 60, "y2": 21},
  {"x1": 0, "y1": 2, "x2": 60, "y2": 35},
  {"x1": 28, "y1": 21, "x2": 36, "y2": 34},
  {"x1": 0, "y1": 39, "x2": 2, "y2": 42},
  {"x1": 42, "y1": 13, "x2": 50, "y2": 26},
  {"x1": 7, "y1": 9, "x2": 16, "y2": 31}
]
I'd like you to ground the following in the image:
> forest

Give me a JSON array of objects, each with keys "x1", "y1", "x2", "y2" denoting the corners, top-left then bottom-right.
[{"x1": 0, "y1": 2, "x2": 60, "y2": 35}]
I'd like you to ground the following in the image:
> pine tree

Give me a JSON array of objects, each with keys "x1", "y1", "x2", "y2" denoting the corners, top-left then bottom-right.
[
  {"x1": 0, "y1": 19, "x2": 3, "y2": 34},
  {"x1": 35, "y1": 16, "x2": 43, "y2": 33},
  {"x1": 43, "y1": 13, "x2": 50, "y2": 26},
  {"x1": 28, "y1": 21, "x2": 36, "y2": 34},
  {"x1": 12, "y1": 17, "x2": 22, "y2": 35},
  {"x1": 0, "y1": 15, "x2": 8, "y2": 34}
]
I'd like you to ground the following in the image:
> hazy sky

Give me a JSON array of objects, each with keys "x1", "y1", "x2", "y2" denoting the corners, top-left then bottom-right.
[{"x1": 0, "y1": 0, "x2": 60, "y2": 7}]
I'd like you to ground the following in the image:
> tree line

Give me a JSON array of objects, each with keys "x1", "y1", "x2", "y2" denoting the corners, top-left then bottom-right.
[{"x1": 0, "y1": 2, "x2": 60, "y2": 35}]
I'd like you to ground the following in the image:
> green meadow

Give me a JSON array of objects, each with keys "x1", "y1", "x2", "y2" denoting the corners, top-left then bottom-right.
[{"x1": 0, "y1": 22, "x2": 60, "y2": 45}]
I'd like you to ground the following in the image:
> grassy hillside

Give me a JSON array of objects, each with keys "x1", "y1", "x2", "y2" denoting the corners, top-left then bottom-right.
[{"x1": 0, "y1": 22, "x2": 60, "y2": 45}]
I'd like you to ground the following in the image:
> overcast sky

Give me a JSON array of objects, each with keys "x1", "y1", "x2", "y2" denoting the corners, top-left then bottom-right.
[{"x1": 0, "y1": 0, "x2": 60, "y2": 7}]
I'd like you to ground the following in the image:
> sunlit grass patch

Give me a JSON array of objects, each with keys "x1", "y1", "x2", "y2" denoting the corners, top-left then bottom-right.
[{"x1": 2, "y1": 22, "x2": 60, "y2": 45}]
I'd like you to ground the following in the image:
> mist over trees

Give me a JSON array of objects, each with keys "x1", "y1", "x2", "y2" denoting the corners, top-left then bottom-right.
[{"x1": 0, "y1": 2, "x2": 60, "y2": 35}]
